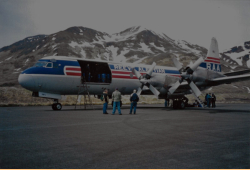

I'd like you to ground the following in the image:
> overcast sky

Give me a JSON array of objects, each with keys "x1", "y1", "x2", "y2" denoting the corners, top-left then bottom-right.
[{"x1": 0, "y1": 0, "x2": 249, "y2": 50}]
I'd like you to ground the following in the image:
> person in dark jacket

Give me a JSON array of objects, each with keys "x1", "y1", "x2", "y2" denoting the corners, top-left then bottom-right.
[
  {"x1": 102, "y1": 89, "x2": 109, "y2": 114},
  {"x1": 206, "y1": 93, "x2": 211, "y2": 107},
  {"x1": 129, "y1": 89, "x2": 139, "y2": 114},
  {"x1": 211, "y1": 93, "x2": 216, "y2": 108}
]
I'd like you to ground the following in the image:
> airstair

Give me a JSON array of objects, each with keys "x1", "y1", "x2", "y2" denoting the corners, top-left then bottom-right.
[
  {"x1": 191, "y1": 91, "x2": 205, "y2": 108},
  {"x1": 75, "y1": 82, "x2": 94, "y2": 110}
]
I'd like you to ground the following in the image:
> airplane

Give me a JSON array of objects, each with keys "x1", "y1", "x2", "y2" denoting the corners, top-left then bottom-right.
[{"x1": 18, "y1": 37, "x2": 250, "y2": 110}]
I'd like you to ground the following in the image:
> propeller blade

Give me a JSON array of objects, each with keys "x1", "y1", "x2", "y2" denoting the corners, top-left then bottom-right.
[
  {"x1": 189, "y1": 81, "x2": 202, "y2": 97},
  {"x1": 149, "y1": 84, "x2": 160, "y2": 97},
  {"x1": 145, "y1": 62, "x2": 156, "y2": 79},
  {"x1": 188, "y1": 57, "x2": 204, "y2": 73},
  {"x1": 171, "y1": 56, "x2": 183, "y2": 71},
  {"x1": 137, "y1": 87, "x2": 142, "y2": 96},
  {"x1": 168, "y1": 80, "x2": 181, "y2": 94},
  {"x1": 132, "y1": 68, "x2": 141, "y2": 79}
]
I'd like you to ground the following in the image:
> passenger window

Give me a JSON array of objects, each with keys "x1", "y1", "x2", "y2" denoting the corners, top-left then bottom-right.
[{"x1": 46, "y1": 62, "x2": 53, "y2": 68}]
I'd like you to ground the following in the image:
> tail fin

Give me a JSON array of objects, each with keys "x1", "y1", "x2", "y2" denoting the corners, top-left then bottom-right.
[{"x1": 200, "y1": 37, "x2": 221, "y2": 72}]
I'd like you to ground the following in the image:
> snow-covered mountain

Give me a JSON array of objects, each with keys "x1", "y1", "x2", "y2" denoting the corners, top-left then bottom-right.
[
  {"x1": 0, "y1": 26, "x2": 248, "y2": 87},
  {"x1": 220, "y1": 41, "x2": 250, "y2": 70}
]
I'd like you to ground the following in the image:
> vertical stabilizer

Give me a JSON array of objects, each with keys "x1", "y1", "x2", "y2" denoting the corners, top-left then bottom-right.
[{"x1": 200, "y1": 37, "x2": 221, "y2": 72}]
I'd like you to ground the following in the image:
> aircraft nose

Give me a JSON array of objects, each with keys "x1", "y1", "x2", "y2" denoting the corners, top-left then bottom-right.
[{"x1": 18, "y1": 74, "x2": 35, "y2": 91}]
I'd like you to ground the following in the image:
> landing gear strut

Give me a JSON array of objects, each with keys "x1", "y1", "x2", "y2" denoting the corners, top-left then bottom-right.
[
  {"x1": 172, "y1": 96, "x2": 188, "y2": 109},
  {"x1": 52, "y1": 99, "x2": 62, "y2": 110}
]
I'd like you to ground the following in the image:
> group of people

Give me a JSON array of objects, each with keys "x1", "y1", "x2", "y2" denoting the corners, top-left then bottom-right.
[
  {"x1": 101, "y1": 88, "x2": 139, "y2": 115},
  {"x1": 205, "y1": 93, "x2": 216, "y2": 108}
]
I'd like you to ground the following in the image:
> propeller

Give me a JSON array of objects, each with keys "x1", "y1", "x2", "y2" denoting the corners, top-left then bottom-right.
[
  {"x1": 132, "y1": 62, "x2": 160, "y2": 97},
  {"x1": 168, "y1": 57, "x2": 204, "y2": 97}
]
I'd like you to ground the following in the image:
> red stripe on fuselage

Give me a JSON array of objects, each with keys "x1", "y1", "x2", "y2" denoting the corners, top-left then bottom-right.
[
  {"x1": 66, "y1": 68, "x2": 81, "y2": 71},
  {"x1": 112, "y1": 75, "x2": 138, "y2": 79},
  {"x1": 66, "y1": 72, "x2": 81, "y2": 76},
  {"x1": 206, "y1": 57, "x2": 220, "y2": 61},
  {"x1": 204, "y1": 60, "x2": 220, "y2": 64}
]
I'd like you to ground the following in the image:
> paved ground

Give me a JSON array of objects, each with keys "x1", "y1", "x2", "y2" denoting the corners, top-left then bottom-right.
[{"x1": 0, "y1": 104, "x2": 250, "y2": 168}]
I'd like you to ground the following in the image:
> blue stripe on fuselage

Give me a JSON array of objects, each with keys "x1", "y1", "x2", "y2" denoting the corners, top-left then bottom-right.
[{"x1": 21, "y1": 59, "x2": 80, "y2": 75}]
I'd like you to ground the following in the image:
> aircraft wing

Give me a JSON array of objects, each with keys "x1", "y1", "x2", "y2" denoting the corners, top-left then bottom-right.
[
  {"x1": 210, "y1": 74, "x2": 250, "y2": 85},
  {"x1": 223, "y1": 69, "x2": 250, "y2": 76}
]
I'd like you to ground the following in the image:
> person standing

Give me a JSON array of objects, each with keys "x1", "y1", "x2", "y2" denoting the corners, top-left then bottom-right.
[
  {"x1": 130, "y1": 89, "x2": 139, "y2": 114},
  {"x1": 102, "y1": 89, "x2": 109, "y2": 114},
  {"x1": 207, "y1": 93, "x2": 211, "y2": 108},
  {"x1": 211, "y1": 93, "x2": 216, "y2": 108},
  {"x1": 112, "y1": 88, "x2": 122, "y2": 115},
  {"x1": 165, "y1": 99, "x2": 169, "y2": 107}
]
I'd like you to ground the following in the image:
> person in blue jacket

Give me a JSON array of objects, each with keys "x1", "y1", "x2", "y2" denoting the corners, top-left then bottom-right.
[
  {"x1": 206, "y1": 93, "x2": 211, "y2": 107},
  {"x1": 129, "y1": 89, "x2": 139, "y2": 114}
]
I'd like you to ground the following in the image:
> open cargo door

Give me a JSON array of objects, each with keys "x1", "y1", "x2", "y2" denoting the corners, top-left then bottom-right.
[{"x1": 77, "y1": 60, "x2": 112, "y2": 84}]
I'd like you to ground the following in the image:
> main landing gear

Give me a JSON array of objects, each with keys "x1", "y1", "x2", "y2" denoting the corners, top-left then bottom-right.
[
  {"x1": 172, "y1": 96, "x2": 188, "y2": 109},
  {"x1": 52, "y1": 99, "x2": 62, "y2": 110}
]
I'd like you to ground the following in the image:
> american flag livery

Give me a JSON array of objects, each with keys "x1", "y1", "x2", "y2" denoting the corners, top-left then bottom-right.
[
  {"x1": 110, "y1": 64, "x2": 181, "y2": 79},
  {"x1": 199, "y1": 56, "x2": 221, "y2": 72},
  {"x1": 204, "y1": 57, "x2": 220, "y2": 64},
  {"x1": 111, "y1": 70, "x2": 138, "y2": 79},
  {"x1": 64, "y1": 66, "x2": 81, "y2": 76}
]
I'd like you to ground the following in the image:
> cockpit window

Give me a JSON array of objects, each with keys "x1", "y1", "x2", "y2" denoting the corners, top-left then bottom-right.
[
  {"x1": 46, "y1": 62, "x2": 53, "y2": 68},
  {"x1": 34, "y1": 62, "x2": 47, "y2": 67},
  {"x1": 34, "y1": 62, "x2": 53, "y2": 68}
]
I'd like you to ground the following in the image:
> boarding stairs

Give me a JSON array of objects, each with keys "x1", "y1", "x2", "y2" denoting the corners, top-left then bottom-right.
[
  {"x1": 75, "y1": 82, "x2": 94, "y2": 110},
  {"x1": 191, "y1": 90, "x2": 205, "y2": 108}
]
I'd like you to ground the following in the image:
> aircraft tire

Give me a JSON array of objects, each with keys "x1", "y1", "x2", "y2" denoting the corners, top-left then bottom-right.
[
  {"x1": 52, "y1": 104, "x2": 56, "y2": 110},
  {"x1": 179, "y1": 101, "x2": 185, "y2": 109},
  {"x1": 173, "y1": 101, "x2": 178, "y2": 109},
  {"x1": 55, "y1": 103, "x2": 62, "y2": 110}
]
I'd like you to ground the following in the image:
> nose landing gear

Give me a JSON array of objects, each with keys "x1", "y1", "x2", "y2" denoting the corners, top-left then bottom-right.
[{"x1": 52, "y1": 99, "x2": 62, "y2": 110}]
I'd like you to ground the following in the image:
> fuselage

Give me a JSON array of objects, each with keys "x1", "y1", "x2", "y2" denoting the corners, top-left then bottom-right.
[{"x1": 18, "y1": 56, "x2": 182, "y2": 96}]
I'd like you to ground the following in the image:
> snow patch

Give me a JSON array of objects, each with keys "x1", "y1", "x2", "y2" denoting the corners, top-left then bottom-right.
[
  {"x1": 80, "y1": 50, "x2": 86, "y2": 58},
  {"x1": 139, "y1": 43, "x2": 153, "y2": 53},
  {"x1": 133, "y1": 56, "x2": 149, "y2": 64},
  {"x1": 149, "y1": 42, "x2": 165, "y2": 52},
  {"x1": 52, "y1": 37, "x2": 56, "y2": 41},
  {"x1": 69, "y1": 41, "x2": 79, "y2": 48},
  {"x1": 53, "y1": 53, "x2": 57, "y2": 56},
  {"x1": 107, "y1": 45, "x2": 118, "y2": 59},
  {"x1": 247, "y1": 60, "x2": 250, "y2": 68},
  {"x1": 52, "y1": 44, "x2": 57, "y2": 49},
  {"x1": 14, "y1": 68, "x2": 21, "y2": 71},
  {"x1": 207, "y1": 87, "x2": 213, "y2": 91},
  {"x1": 232, "y1": 85, "x2": 238, "y2": 88},
  {"x1": 5, "y1": 56, "x2": 12, "y2": 61},
  {"x1": 25, "y1": 59, "x2": 29, "y2": 63},
  {"x1": 79, "y1": 33, "x2": 83, "y2": 35},
  {"x1": 243, "y1": 86, "x2": 250, "y2": 93}
]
